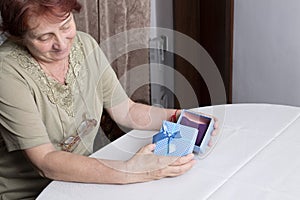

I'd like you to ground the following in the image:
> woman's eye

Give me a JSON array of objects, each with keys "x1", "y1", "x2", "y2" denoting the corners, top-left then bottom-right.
[
  {"x1": 38, "y1": 35, "x2": 51, "y2": 41},
  {"x1": 62, "y1": 25, "x2": 70, "y2": 30}
]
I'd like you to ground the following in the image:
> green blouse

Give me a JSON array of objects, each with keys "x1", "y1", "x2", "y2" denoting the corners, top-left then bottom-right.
[{"x1": 0, "y1": 31, "x2": 128, "y2": 199}]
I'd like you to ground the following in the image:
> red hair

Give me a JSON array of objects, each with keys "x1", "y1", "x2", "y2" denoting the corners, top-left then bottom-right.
[{"x1": 0, "y1": 0, "x2": 82, "y2": 38}]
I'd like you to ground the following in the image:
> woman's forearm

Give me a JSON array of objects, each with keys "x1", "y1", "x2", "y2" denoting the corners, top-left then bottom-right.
[
  {"x1": 25, "y1": 144, "x2": 138, "y2": 184},
  {"x1": 24, "y1": 143, "x2": 195, "y2": 185},
  {"x1": 127, "y1": 102, "x2": 178, "y2": 130},
  {"x1": 107, "y1": 99, "x2": 180, "y2": 130}
]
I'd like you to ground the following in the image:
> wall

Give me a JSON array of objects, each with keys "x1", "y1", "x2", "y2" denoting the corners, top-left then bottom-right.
[{"x1": 233, "y1": 0, "x2": 300, "y2": 107}]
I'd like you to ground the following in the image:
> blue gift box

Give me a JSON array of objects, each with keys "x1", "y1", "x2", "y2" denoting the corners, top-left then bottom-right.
[
  {"x1": 152, "y1": 120, "x2": 198, "y2": 156},
  {"x1": 177, "y1": 109, "x2": 215, "y2": 154}
]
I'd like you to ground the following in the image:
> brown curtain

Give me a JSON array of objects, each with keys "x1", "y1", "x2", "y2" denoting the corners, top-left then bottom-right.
[
  {"x1": 73, "y1": 0, "x2": 100, "y2": 42},
  {"x1": 74, "y1": 0, "x2": 151, "y2": 104},
  {"x1": 74, "y1": 0, "x2": 151, "y2": 141}
]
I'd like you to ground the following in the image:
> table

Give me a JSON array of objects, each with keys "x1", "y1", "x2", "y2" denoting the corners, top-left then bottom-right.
[{"x1": 37, "y1": 104, "x2": 300, "y2": 200}]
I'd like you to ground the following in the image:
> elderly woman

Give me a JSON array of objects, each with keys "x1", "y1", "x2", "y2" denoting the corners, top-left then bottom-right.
[{"x1": 0, "y1": 0, "x2": 217, "y2": 199}]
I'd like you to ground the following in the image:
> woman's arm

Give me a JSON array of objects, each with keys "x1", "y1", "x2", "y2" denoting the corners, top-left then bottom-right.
[
  {"x1": 24, "y1": 143, "x2": 195, "y2": 184},
  {"x1": 105, "y1": 98, "x2": 180, "y2": 130},
  {"x1": 106, "y1": 98, "x2": 219, "y2": 146}
]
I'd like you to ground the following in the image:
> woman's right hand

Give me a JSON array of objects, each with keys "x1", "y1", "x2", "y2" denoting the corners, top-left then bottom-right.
[{"x1": 124, "y1": 144, "x2": 196, "y2": 183}]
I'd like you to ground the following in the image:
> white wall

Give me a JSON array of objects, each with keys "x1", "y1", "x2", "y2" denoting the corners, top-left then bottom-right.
[{"x1": 233, "y1": 0, "x2": 300, "y2": 107}]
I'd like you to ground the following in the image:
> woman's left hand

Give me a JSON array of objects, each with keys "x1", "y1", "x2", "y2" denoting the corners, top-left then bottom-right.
[
  {"x1": 208, "y1": 116, "x2": 219, "y2": 147},
  {"x1": 124, "y1": 144, "x2": 196, "y2": 183}
]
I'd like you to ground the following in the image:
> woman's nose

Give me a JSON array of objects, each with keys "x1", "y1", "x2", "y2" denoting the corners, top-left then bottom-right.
[{"x1": 52, "y1": 34, "x2": 67, "y2": 50}]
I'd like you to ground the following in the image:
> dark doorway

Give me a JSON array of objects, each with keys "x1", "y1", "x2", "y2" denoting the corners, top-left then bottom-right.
[{"x1": 173, "y1": 0, "x2": 233, "y2": 108}]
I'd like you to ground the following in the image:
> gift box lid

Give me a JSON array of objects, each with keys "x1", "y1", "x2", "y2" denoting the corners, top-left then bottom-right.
[{"x1": 152, "y1": 120, "x2": 198, "y2": 156}]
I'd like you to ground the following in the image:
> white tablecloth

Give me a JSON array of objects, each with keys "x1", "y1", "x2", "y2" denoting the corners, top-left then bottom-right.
[{"x1": 37, "y1": 104, "x2": 300, "y2": 200}]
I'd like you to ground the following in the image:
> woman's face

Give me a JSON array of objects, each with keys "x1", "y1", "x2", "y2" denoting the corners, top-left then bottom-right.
[{"x1": 23, "y1": 13, "x2": 77, "y2": 64}]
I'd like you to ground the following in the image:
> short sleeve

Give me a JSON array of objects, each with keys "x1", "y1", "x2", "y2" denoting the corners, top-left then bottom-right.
[
  {"x1": 100, "y1": 66, "x2": 128, "y2": 108},
  {"x1": 0, "y1": 60, "x2": 50, "y2": 151}
]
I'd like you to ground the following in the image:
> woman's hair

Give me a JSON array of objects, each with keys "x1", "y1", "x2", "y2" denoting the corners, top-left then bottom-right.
[{"x1": 0, "y1": 0, "x2": 82, "y2": 38}]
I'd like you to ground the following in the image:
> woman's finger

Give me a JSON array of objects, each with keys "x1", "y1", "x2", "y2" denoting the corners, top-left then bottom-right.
[
  {"x1": 213, "y1": 118, "x2": 219, "y2": 129},
  {"x1": 137, "y1": 143, "x2": 156, "y2": 154},
  {"x1": 162, "y1": 159, "x2": 196, "y2": 177},
  {"x1": 208, "y1": 139, "x2": 214, "y2": 147},
  {"x1": 169, "y1": 153, "x2": 195, "y2": 166}
]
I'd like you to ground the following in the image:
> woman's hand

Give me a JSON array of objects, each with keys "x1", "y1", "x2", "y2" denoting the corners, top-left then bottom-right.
[
  {"x1": 208, "y1": 116, "x2": 219, "y2": 147},
  {"x1": 124, "y1": 144, "x2": 196, "y2": 183}
]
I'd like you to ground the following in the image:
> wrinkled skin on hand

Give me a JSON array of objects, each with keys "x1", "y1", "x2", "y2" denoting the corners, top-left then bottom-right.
[{"x1": 125, "y1": 144, "x2": 196, "y2": 181}]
